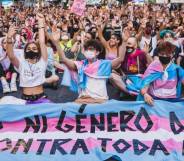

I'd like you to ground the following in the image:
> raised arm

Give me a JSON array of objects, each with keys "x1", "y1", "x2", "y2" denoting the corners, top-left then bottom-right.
[
  {"x1": 111, "y1": 41, "x2": 126, "y2": 69},
  {"x1": 47, "y1": 32, "x2": 76, "y2": 70},
  {"x1": 97, "y1": 23, "x2": 109, "y2": 50},
  {"x1": 6, "y1": 26, "x2": 19, "y2": 68},
  {"x1": 37, "y1": 13, "x2": 48, "y2": 61}
]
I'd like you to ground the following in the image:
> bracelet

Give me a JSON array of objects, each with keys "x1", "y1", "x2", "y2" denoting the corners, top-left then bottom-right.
[{"x1": 143, "y1": 93, "x2": 148, "y2": 97}]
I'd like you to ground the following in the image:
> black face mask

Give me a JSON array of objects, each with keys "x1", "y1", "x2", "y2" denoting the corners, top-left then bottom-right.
[
  {"x1": 159, "y1": 56, "x2": 171, "y2": 65},
  {"x1": 126, "y1": 46, "x2": 135, "y2": 54},
  {"x1": 73, "y1": 28, "x2": 79, "y2": 32},
  {"x1": 25, "y1": 51, "x2": 39, "y2": 59}
]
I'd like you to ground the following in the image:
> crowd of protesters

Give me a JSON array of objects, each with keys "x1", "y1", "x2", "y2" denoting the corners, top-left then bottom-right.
[{"x1": 0, "y1": 2, "x2": 184, "y2": 105}]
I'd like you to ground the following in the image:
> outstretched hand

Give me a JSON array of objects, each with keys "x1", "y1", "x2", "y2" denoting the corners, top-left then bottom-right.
[{"x1": 7, "y1": 26, "x2": 17, "y2": 38}]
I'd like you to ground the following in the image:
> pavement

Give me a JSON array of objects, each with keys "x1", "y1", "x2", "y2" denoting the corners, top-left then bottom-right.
[{"x1": 0, "y1": 77, "x2": 122, "y2": 103}]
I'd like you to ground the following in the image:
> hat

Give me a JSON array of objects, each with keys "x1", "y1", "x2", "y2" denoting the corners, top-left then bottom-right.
[{"x1": 160, "y1": 29, "x2": 175, "y2": 39}]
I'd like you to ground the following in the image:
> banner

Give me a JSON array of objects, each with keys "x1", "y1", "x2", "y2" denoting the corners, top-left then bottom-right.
[
  {"x1": 71, "y1": 0, "x2": 86, "y2": 16},
  {"x1": 87, "y1": 0, "x2": 101, "y2": 5},
  {"x1": 133, "y1": 0, "x2": 145, "y2": 3},
  {"x1": 0, "y1": 100, "x2": 184, "y2": 161},
  {"x1": 156, "y1": 0, "x2": 168, "y2": 3},
  {"x1": 170, "y1": 0, "x2": 184, "y2": 3}
]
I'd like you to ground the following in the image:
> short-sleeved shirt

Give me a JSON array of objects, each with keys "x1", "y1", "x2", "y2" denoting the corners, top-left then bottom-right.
[
  {"x1": 79, "y1": 77, "x2": 108, "y2": 100},
  {"x1": 0, "y1": 47, "x2": 10, "y2": 70},
  {"x1": 121, "y1": 49, "x2": 147, "y2": 75},
  {"x1": 18, "y1": 57, "x2": 47, "y2": 87},
  {"x1": 74, "y1": 60, "x2": 112, "y2": 100}
]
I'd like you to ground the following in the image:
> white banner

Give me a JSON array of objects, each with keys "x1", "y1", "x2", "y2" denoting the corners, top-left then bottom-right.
[
  {"x1": 156, "y1": 0, "x2": 168, "y2": 3},
  {"x1": 171, "y1": 0, "x2": 184, "y2": 3},
  {"x1": 87, "y1": 0, "x2": 101, "y2": 5}
]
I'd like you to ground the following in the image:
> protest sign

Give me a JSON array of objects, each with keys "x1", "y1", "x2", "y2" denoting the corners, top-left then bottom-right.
[
  {"x1": 0, "y1": 100, "x2": 184, "y2": 161},
  {"x1": 71, "y1": 0, "x2": 86, "y2": 16}
]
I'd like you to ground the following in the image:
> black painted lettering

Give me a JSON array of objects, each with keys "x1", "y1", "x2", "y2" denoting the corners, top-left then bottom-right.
[
  {"x1": 55, "y1": 111, "x2": 74, "y2": 133},
  {"x1": 170, "y1": 112, "x2": 184, "y2": 134},
  {"x1": 90, "y1": 113, "x2": 105, "y2": 133},
  {"x1": 71, "y1": 139, "x2": 89, "y2": 154},
  {"x1": 76, "y1": 115, "x2": 87, "y2": 133},
  {"x1": 50, "y1": 139, "x2": 71, "y2": 155},
  {"x1": 11, "y1": 139, "x2": 33, "y2": 154},
  {"x1": 23, "y1": 116, "x2": 41, "y2": 133},
  {"x1": 133, "y1": 139, "x2": 149, "y2": 155},
  {"x1": 0, "y1": 122, "x2": 3, "y2": 129},
  {"x1": 120, "y1": 111, "x2": 136, "y2": 131},
  {"x1": 97, "y1": 138, "x2": 112, "y2": 152},
  {"x1": 112, "y1": 139, "x2": 131, "y2": 153},
  {"x1": 107, "y1": 112, "x2": 119, "y2": 132},
  {"x1": 149, "y1": 139, "x2": 169, "y2": 156},
  {"x1": 134, "y1": 107, "x2": 153, "y2": 133},
  {"x1": 37, "y1": 139, "x2": 52, "y2": 155},
  {"x1": 0, "y1": 138, "x2": 12, "y2": 151}
]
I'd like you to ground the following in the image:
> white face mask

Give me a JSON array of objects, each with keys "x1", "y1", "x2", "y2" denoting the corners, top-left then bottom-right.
[{"x1": 84, "y1": 50, "x2": 96, "y2": 59}]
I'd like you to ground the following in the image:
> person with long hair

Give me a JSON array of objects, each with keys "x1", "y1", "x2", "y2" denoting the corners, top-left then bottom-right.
[
  {"x1": 97, "y1": 23, "x2": 122, "y2": 60},
  {"x1": 6, "y1": 13, "x2": 50, "y2": 104}
]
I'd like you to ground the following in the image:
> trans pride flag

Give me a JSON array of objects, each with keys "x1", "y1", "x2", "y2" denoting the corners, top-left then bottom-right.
[
  {"x1": 62, "y1": 59, "x2": 112, "y2": 92},
  {"x1": 126, "y1": 60, "x2": 184, "y2": 100},
  {"x1": 0, "y1": 100, "x2": 184, "y2": 161}
]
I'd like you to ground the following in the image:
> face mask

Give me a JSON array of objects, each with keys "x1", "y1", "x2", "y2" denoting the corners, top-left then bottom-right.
[
  {"x1": 159, "y1": 56, "x2": 171, "y2": 65},
  {"x1": 73, "y1": 28, "x2": 79, "y2": 32},
  {"x1": 165, "y1": 38, "x2": 173, "y2": 43},
  {"x1": 126, "y1": 46, "x2": 135, "y2": 54},
  {"x1": 145, "y1": 28, "x2": 152, "y2": 35},
  {"x1": 84, "y1": 50, "x2": 96, "y2": 59},
  {"x1": 25, "y1": 51, "x2": 39, "y2": 59}
]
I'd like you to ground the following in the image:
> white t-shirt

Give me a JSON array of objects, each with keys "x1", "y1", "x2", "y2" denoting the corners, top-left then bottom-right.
[
  {"x1": 0, "y1": 46, "x2": 11, "y2": 70},
  {"x1": 140, "y1": 35, "x2": 157, "y2": 56},
  {"x1": 18, "y1": 57, "x2": 47, "y2": 87},
  {"x1": 79, "y1": 76, "x2": 108, "y2": 100}
]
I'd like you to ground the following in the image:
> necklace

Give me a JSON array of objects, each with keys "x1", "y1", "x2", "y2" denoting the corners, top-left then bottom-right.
[{"x1": 27, "y1": 62, "x2": 34, "y2": 77}]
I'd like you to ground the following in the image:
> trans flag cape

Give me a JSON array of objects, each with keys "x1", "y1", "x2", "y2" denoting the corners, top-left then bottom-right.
[
  {"x1": 62, "y1": 59, "x2": 112, "y2": 92},
  {"x1": 126, "y1": 61, "x2": 184, "y2": 100},
  {"x1": 0, "y1": 100, "x2": 184, "y2": 161}
]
